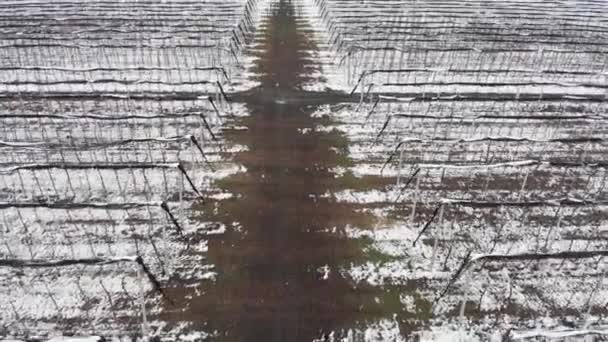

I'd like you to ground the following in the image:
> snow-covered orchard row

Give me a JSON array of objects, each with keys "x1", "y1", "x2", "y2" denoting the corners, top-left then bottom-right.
[
  {"x1": 304, "y1": 0, "x2": 607, "y2": 98},
  {"x1": 312, "y1": 81, "x2": 608, "y2": 340},
  {"x1": 0, "y1": 0, "x2": 267, "y2": 339},
  {"x1": 301, "y1": 0, "x2": 608, "y2": 339},
  {"x1": 0, "y1": 0, "x2": 264, "y2": 94}
]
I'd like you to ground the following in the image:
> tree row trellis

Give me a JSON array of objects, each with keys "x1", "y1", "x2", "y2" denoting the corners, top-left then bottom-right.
[
  {"x1": 311, "y1": 0, "x2": 608, "y2": 338},
  {"x1": 0, "y1": 0, "x2": 264, "y2": 339},
  {"x1": 312, "y1": 0, "x2": 608, "y2": 100},
  {"x1": 0, "y1": 0, "x2": 263, "y2": 96},
  {"x1": 353, "y1": 98, "x2": 608, "y2": 338},
  {"x1": 0, "y1": 99, "x2": 219, "y2": 339},
  {"x1": 368, "y1": 102, "x2": 608, "y2": 336}
]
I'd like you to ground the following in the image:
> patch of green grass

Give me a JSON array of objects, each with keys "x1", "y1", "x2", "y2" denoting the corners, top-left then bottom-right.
[
  {"x1": 354, "y1": 236, "x2": 401, "y2": 265},
  {"x1": 333, "y1": 152, "x2": 355, "y2": 168},
  {"x1": 410, "y1": 292, "x2": 433, "y2": 320},
  {"x1": 337, "y1": 171, "x2": 391, "y2": 191},
  {"x1": 326, "y1": 130, "x2": 350, "y2": 150}
]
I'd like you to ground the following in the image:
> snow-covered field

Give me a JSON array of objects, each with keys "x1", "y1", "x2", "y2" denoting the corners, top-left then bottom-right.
[
  {"x1": 1, "y1": 0, "x2": 607, "y2": 340},
  {"x1": 311, "y1": 97, "x2": 608, "y2": 338},
  {"x1": 0, "y1": 0, "x2": 264, "y2": 94},
  {"x1": 0, "y1": 0, "x2": 263, "y2": 339},
  {"x1": 0, "y1": 99, "x2": 248, "y2": 339},
  {"x1": 304, "y1": 0, "x2": 608, "y2": 337},
  {"x1": 309, "y1": 0, "x2": 608, "y2": 97}
]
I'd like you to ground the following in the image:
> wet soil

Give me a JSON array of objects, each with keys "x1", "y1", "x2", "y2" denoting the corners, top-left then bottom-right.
[{"x1": 161, "y1": 1, "x2": 407, "y2": 341}]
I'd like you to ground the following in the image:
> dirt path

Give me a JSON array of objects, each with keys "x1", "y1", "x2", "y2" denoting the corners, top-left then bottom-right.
[{"x1": 162, "y1": 1, "x2": 399, "y2": 340}]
